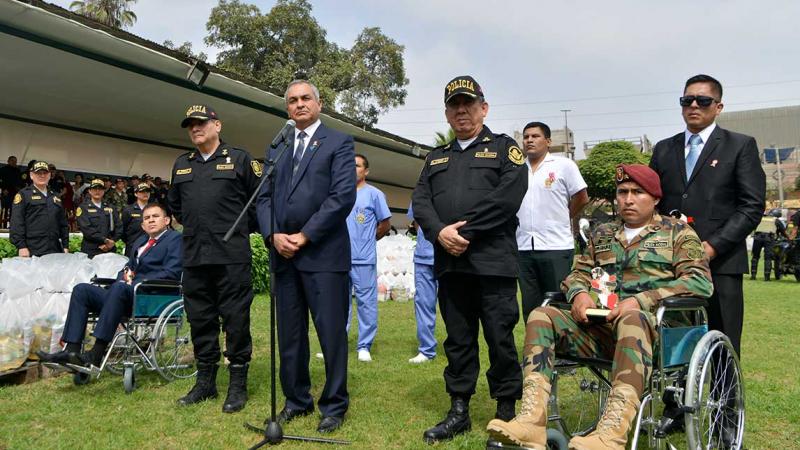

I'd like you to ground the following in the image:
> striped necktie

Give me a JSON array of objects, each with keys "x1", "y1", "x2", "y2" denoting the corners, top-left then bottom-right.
[{"x1": 686, "y1": 134, "x2": 702, "y2": 177}]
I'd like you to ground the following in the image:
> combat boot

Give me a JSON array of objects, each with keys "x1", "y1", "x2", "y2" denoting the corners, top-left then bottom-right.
[
  {"x1": 222, "y1": 363, "x2": 249, "y2": 413},
  {"x1": 422, "y1": 395, "x2": 471, "y2": 443},
  {"x1": 177, "y1": 363, "x2": 218, "y2": 406},
  {"x1": 569, "y1": 382, "x2": 640, "y2": 450},
  {"x1": 486, "y1": 372, "x2": 550, "y2": 450}
]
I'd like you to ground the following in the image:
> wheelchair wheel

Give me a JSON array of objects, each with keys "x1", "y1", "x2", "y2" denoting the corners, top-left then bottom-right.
[
  {"x1": 684, "y1": 331, "x2": 744, "y2": 449},
  {"x1": 151, "y1": 300, "x2": 196, "y2": 381},
  {"x1": 123, "y1": 366, "x2": 136, "y2": 394},
  {"x1": 73, "y1": 372, "x2": 91, "y2": 386},
  {"x1": 551, "y1": 363, "x2": 609, "y2": 437}
]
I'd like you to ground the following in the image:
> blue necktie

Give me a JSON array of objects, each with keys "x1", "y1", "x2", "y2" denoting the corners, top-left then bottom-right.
[
  {"x1": 686, "y1": 134, "x2": 702, "y2": 177},
  {"x1": 292, "y1": 131, "x2": 307, "y2": 177}
]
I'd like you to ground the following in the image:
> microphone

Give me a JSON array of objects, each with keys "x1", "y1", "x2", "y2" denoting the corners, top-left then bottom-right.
[{"x1": 271, "y1": 119, "x2": 296, "y2": 148}]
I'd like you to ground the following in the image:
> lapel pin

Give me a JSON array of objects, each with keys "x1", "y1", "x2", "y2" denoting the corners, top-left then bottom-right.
[{"x1": 710, "y1": 159, "x2": 718, "y2": 168}]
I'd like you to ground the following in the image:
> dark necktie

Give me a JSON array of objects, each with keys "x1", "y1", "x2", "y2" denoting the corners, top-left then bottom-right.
[{"x1": 292, "y1": 131, "x2": 308, "y2": 176}]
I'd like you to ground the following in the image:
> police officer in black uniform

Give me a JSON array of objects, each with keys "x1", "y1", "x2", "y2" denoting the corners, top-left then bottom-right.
[
  {"x1": 9, "y1": 160, "x2": 69, "y2": 257},
  {"x1": 76, "y1": 178, "x2": 122, "y2": 258},
  {"x1": 168, "y1": 105, "x2": 261, "y2": 413},
  {"x1": 412, "y1": 76, "x2": 528, "y2": 444},
  {"x1": 121, "y1": 182, "x2": 151, "y2": 259}
]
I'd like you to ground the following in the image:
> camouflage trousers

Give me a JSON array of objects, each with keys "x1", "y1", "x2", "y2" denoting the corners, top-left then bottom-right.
[{"x1": 523, "y1": 306, "x2": 656, "y2": 396}]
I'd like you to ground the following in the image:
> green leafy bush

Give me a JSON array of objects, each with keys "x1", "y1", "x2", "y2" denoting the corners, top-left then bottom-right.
[{"x1": 1, "y1": 235, "x2": 270, "y2": 293}]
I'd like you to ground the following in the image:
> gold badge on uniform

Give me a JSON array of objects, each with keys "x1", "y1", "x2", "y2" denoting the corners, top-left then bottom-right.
[
  {"x1": 615, "y1": 167, "x2": 626, "y2": 182},
  {"x1": 430, "y1": 157, "x2": 449, "y2": 166},
  {"x1": 176, "y1": 168, "x2": 192, "y2": 175},
  {"x1": 13, "y1": 193, "x2": 22, "y2": 204},
  {"x1": 508, "y1": 146, "x2": 524, "y2": 165},
  {"x1": 251, "y1": 160, "x2": 263, "y2": 177},
  {"x1": 75, "y1": 206, "x2": 82, "y2": 217},
  {"x1": 355, "y1": 208, "x2": 366, "y2": 224}
]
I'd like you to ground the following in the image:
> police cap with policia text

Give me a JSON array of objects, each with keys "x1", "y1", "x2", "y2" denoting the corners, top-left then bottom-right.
[
  {"x1": 444, "y1": 75, "x2": 485, "y2": 103},
  {"x1": 31, "y1": 161, "x2": 50, "y2": 173},
  {"x1": 181, "y1": 104, "x2": 219, "y2": 128}
]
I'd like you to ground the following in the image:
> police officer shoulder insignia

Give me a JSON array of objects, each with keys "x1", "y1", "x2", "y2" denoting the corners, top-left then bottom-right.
[
  {"x1": 251, "y1": 160, "x2": 263, "y2": 177},
  {"x1": 508, "y1": 146, "x2": 524, "y2": 165},
  {"x1": 222, "y1": 148, "x2": 229, "y2": 157},
  {"x1": 430, "y1": 157, "x2": 449, "y2": 166},
  {"x1": 188, "y1": 152, "x2": 196, "y2": 160},
  {"x1": 13, "y1": 193, "x2": 22, "y2": 204},
  {"x1": 482, "y1": 136, "x2": 491, "y2": 142},
  {"x1": 75, "y1": 206, "x2": 82, "y2": 217},
  {"x1": 176, "y1": 168, "x2": 192, "y2": 175}
]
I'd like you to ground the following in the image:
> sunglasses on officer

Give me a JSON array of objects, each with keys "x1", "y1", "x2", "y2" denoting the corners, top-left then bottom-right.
[{"x1": 679, "y1": 95, "x2": 718, "y2": 108}]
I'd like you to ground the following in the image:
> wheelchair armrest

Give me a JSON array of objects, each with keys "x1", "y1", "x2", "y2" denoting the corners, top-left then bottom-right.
[
  {"x1": 91, "y1": 276, "x2": 118, "y2": 286},
  {"x1": 543, "y1": 291, "x2": 567, "y2": 303},
  {"x1": 133, "y1": 279, "x2": 182, "y2": 295},
  {"x1": 660, "y1": 297, "x2": 707, "y2": 309}
]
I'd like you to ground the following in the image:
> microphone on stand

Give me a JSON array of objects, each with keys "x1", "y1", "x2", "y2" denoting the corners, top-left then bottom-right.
[{"x1": 271, "y1": 119, "x2": 296, "y2": 148}]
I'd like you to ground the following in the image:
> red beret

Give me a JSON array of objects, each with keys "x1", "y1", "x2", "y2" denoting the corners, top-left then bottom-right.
[{"x1": 615, "y1": 164, "x2": 662, "y2": 199}]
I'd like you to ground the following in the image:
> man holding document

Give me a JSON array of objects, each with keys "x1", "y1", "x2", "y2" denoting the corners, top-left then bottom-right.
[{"x1": 486, "y1": 164, "x2": 713, "y2": 450}]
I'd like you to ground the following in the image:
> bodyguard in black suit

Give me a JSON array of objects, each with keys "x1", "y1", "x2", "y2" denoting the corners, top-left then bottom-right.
[
  {"x1": 650, "y1": 74, "x2": 766, "y2": 356},
  {"x1": 38, "y1": 203, "x2": 182, "y2": 371},
  {"x1": 257, "y1": 80, "x2": 356, "y2": 434}
]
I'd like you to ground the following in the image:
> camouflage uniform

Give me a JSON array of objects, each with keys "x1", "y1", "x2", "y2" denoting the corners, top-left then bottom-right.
[
  {"x1": 103, "y1": 189, "x2": 127, "y2": 210},
  {"x1": 523, "y1": 213, "x2": 713, "y2": 396}
]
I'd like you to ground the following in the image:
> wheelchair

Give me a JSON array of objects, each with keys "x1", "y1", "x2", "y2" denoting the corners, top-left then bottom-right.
[
  {"x1": 489, "y1": 292, "x2": 745, "y2": 450},
  {"x1": 69, "y1": 277, "x2": 196, "y2": 394}
]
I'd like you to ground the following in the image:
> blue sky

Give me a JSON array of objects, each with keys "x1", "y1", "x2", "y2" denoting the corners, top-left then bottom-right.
[{"x1": 52, "y1": 0, "x2": 800, "y2": 152}]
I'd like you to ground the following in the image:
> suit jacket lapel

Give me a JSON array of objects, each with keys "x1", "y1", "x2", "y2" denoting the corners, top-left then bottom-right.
[
  {"x1": 289, "y1": 124, "x2": 326, "y2": 195},
  {"x1": 687, "y1": 126, "x2": 722, "y2": 186},
  {"x1": 670, "y1": 133, "x2": 688, "y2": 186}
]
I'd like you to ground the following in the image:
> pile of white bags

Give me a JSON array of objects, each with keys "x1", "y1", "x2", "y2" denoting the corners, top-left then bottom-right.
[
  {"x1": 0, "y1": 252, "x2": 128, "y2": 372},
  {"x1": 376, "y1": 234, "x2": 416, "y2": 302}
]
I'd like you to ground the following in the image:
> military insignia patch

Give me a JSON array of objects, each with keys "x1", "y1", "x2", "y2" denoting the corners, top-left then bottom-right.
[
  {"x1": 430, "y1": 157, "x2": 449, "y2": 166},
  {"x1": 251, "y1": 160, "x2": 263, "y2": 177},
  {"x1": 75, "y1": 207, "x2": 82, "y2": 217},
  {"x1": 13, "y1": 193, "x2": 22, "y2": 205},
  {"x1": 684, "y1": 237, "x2": 704, "y2": 259},
  {"x1": 508, "y1": 146, "x2": 524, "y2": 165},
  {"x1": 176, "y1": 168, "x2": 192, "y2": 175}
]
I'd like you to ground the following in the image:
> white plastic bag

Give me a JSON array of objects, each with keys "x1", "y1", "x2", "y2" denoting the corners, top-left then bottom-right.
[
  {"x1": 0, "y1": 257, "x2": 40, "y2": 298},
  {"x1": 39, "y1": 253, "x2": 94, "y2": 292},
  {"x1": 91, "y1": 253, "x2": 129, "y2": 279},
  {"x1": 0, "y1": 294, "x2": 29, "y2": 371}
]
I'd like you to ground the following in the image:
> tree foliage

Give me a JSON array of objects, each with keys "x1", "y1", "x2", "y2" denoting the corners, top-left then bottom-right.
[
  {"x1": 577, "y1": 141, "x2": 651, "y2": 203},
  {"x1": 204, "y1": 0, "x2": 408, "y2": 125},
  {"x1": 163, "y1": 40, "x2": 208, "y2": 62},
  {"x1": 434, "y1": 128, "x2": 455, "y2": 146},
  {"x1": 69, "y1": 0, "x2": 137, "y2": 29}
]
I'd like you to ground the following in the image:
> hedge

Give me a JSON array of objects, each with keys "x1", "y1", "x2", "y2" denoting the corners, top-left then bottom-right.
[{"x1": 0, "y1": 234, "x2": 270, "y2": 294}]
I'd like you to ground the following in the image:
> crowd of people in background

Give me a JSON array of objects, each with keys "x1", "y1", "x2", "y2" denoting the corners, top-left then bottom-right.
[{"x1": 0, "y1": 154, "x2": 170, "y2": 232}]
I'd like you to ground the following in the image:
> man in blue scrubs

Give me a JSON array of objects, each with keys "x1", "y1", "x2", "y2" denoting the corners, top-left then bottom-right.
[
  {"x1": 346, "y1": 154, "x2": 391, "y2": 362},
  {"x1": 407, "y1": 203, "x2": 438, "y2": 363}
]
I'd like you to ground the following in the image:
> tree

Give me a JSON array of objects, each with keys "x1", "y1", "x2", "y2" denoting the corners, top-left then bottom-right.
[
  {"x1": 433, "y1": 128, "x2": 455, "y2": 146},
  {"x1": 163, "y1": 40, "x2": 208, "y2": 62},
  {"x1": 204, "y1": 0, "x2": 408, "y2": 126},
  {"x1": 69, "y1": 0, "x2": 137, "y2": 29},
  {"x1": 577, "y1": 141, "x2": 651, "y2": 204}
]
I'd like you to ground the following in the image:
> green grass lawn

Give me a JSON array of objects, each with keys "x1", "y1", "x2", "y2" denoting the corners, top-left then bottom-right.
[{"x1": 1, "y1": 277, "x2": 799, "y2": 449}]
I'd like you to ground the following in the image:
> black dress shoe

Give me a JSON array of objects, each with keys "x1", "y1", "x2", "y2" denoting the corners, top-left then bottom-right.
[
  {"x1": 276, "y1": 406, "x2": 314, "y2": 425},
  {"x1": 317, "y1": 415, "x2": 344, "y2": 433},
  {"x1": 423, "y1": 397, "x2": 471, "y2": 444},
  {"x1": 37, "y1": 350, "x2": 80, "y2": 365}
]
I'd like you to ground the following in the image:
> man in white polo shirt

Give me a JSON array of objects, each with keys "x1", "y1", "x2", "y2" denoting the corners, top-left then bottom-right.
[{"x1": 516, "y1": 121, "x2": 589, "y2": 322}]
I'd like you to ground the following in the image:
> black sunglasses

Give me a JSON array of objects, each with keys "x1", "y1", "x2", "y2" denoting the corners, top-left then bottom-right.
[{"x1": 679, "y1": 95, "x2": 718, "y2": 107}]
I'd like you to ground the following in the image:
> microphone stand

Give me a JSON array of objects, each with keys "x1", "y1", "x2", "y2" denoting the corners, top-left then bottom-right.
[{"x1": 223, "y1": 133, "x2": 350, "y2": 449}]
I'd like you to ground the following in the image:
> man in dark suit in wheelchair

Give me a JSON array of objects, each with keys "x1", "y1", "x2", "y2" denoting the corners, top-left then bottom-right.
[
  {"x1": 487, "y1": 165, "x2": 713, "y2": 450},
  {"x1": 39, "y1": 203, "x2": 182, "y2": 371}
]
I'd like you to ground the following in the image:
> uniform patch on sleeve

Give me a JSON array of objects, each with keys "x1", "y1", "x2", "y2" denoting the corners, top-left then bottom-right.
[
  {"x1": 508, "y1": 146, "x2": 524, "y2": 165},
  {"x1": 13, "y1": 193, "x2": 22, "y2": 204},
  {"x1": 176, "y1": 168, "x2": 192, "y2": 175},
  {"x1": 251, "y1": 160, "x2": 263, "y2": 177},
  {"x1": 430, "y1": 157, "x2": 449, "y2": 166},
  {"x1": 684, "y1": 237, "x2": 704, "y2": 259}
]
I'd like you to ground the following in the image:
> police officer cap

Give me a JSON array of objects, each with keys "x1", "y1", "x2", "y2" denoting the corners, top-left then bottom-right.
[
  {"x1": 444, "y1": 75, "x2": 485, "y2": 104},
  {"x1": 134, "y1": 182, "x2": 151, "y2": 193},
  {"x1": 615, "y1": 164, "x2": 662, "y2": 199},
  {"x1": 181, "y1": 104, "x2": 219, "y2": 128},
  {"x1": 89, "y1": 178, "x2": 105, "y2": 189},
  {"x1": 31, "y1": 161, "x2": 50, "y2": 173}
]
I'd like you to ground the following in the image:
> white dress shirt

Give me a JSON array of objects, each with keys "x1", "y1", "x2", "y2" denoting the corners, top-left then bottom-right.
[
  {"x1": 294, "y1": 119, "x2": 322, "y2": 155},
  {"x1": 683, "y1": 122, "x2": 716, "y2": 157}
]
